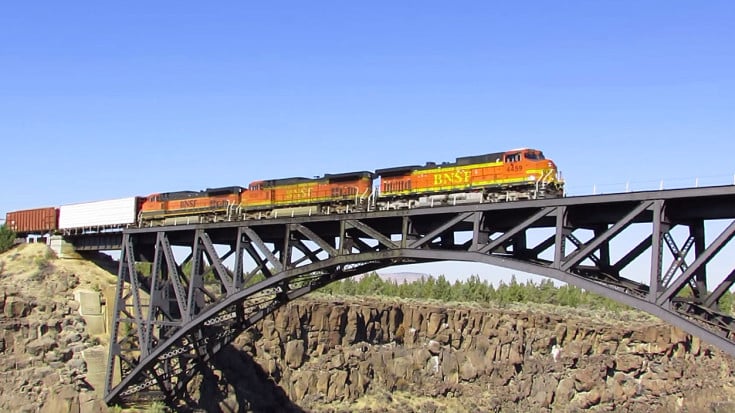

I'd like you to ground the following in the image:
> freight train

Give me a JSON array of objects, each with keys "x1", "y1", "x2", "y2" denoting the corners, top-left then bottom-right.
[{"x1": 5, "y1": 148, "x2": 563, "y2": 235}]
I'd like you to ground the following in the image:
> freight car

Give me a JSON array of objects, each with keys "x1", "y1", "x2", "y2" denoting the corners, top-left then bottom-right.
[
  {"x1": 59, "y1": 197, "x2": 143, "y2": 234},
  {"x1": 5, "y1": 148, "x2": 564, "y2": 234},
  {"x1": 5, "y1": 198, "x2": 144, "y2": 236},
  {"x1": 5, "y1": 207, "x2": 58, "y2": 234}
]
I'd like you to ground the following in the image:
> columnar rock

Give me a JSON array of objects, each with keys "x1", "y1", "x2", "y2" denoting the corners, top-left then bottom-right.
[{"x1": 232, "y1": 296, "x2": 735, "y2": 412}]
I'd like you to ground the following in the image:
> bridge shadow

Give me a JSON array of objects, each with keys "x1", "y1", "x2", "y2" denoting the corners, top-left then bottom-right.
[{"x1": 180, "y1": 345, "x2": 305, "y2": 413}]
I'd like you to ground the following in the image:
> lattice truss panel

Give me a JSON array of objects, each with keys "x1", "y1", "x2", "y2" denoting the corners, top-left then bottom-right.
[{"x1": 105, "y1": 192, "x2": 735, "y2": 405}]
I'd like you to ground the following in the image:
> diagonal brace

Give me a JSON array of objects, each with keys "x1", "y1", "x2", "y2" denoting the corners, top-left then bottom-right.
[
  {"x1": 160, "y1": 233, "x2": 189, "y2": 318},
  {"x1": 562, "y1": 201, "x2": 653, "y2": 272},
  {"x1": 198, "y1": 232, "x2": 234, "y2": 295},
  {"x1": 290, "y1": 224, "x2": 338, "y2": 256},
  {"x1": 657, "y1": 220, "x2": 735, "y2": 305},
  {"x1": 704, "y1": 269, "x2": 735, "y2": 308},
  {"x1": 243, "y1": 227, "x2": 284, "y2": 273},
  {"x1": 409, "y1": 212, "x2": 473, "y2": 249},
  {"x1": 346, "y1": 219, "x2": 398, "y2": 249},
  {"x1": 478, "y1": 207, "x2": 555, "y2": 254}
]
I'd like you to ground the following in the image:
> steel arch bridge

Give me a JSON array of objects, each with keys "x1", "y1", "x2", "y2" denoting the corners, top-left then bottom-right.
[{"x1": 104, "y1": 185, "x2": 735, "y2": 405}]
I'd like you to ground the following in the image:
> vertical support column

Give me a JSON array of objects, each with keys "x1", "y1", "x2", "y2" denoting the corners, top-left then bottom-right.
[
  {"x1": 281, "y1": 225, "x2": 292, "y2": 269},
  {"x1": 691, "y1": 219, "x2": 707, "y2": 300},
  {"x1": 123, "y1": 236, "x2": 147, "y2": 358},
  {"x1": 401, "y1": 216, "x2": 418, "y2": 248},
  {"x1": 593, "y1": 224, "x2": 610, "y2": 270},
  {"x1": 471, "y1": 212, "x2": 489, "y2": 251},
  {"x1": 401, "y1": 216, "x2": 409, "y2": 249},
  {"x1": 142, "y1": 234, "x2": 164, "y2": 355},
  {"x1": 649, "y1": 200, "x2": 664, "y2": 302},
  {"x1": 553, "y1": 206, "x2": 567, "y2": 269},
  {"x1": 338, "y1": 220, "x2": 347, "y2": 254},
  {"x1": 232, "y1": 226, "x2": 246, "y2": 325},
  {"x1": 512, "y1": 231, "x2": 527, "y2": 259},
  {"x1": 186, "y1": 230, "x2": 204, "y2": 321},
  {"x1": 234, "y1": 227, "x2": 245, "y2": 290},
  {"x1": 105, "y1": 232, "x2": 131, "y2": 397},
  {"x1": 440, "y1": 231, "x2": 455, "y2": 248}
]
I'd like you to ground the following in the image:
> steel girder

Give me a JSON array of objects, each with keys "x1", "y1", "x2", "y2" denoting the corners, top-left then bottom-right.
[{"x1": 105, "y1": 185, "x2": 735, "y2": 405}]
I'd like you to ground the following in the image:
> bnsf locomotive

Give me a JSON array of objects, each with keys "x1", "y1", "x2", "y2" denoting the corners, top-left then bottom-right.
[{"x1": 5, "y1": 148, "x2": 563, "y2": 234}]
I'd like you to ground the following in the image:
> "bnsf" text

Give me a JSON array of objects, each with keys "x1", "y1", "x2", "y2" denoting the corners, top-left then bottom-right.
[{"x1": 433, "y1": 171, "x2": 470, "y2": 185}]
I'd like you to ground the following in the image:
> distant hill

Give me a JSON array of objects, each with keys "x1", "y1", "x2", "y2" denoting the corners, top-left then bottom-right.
[{"x1": 375, "y1": 271, "x2": 429, "y2": 284}]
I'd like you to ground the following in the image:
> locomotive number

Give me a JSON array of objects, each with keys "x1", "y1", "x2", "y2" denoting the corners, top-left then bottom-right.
[
  {"x1": 289, "y1": 187, "x2": 312, "y2": 199},
  {"x1": 433, "y1": 171, "x2": 471, "y2": 185},
  {"x1": 209, "y1": 200, "x2": 229, "y2": 208},
  {"x1": 506, "y1": 165, "x2": 522, "y2": 172}
]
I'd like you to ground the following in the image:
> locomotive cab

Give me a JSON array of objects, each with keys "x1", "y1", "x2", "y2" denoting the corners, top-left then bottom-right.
[{"x1": 503, "y1": 148, "x2": 563, "y2": 198}]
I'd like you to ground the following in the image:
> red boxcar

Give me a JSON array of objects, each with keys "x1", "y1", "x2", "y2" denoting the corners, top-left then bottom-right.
[{"x1": 5, "y1": 207, "x2": 58, "y2": 234}]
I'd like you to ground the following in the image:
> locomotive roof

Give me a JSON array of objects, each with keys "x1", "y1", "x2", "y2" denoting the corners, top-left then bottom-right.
[
  {"x1": 456, "y1": 152, "x2": 505, "y2": 165},
  {"x1": 157, "y1": 186, "x2": 244, "y2": 201},
  {"x1": 204, "y1": 186, "x2": 245, "y2": 195},
  {"x1": 258, "y1": 171, "x2": 373, "y2": 187},
  {"x1": 374, "y1": 165, "x2": 424, "y2": 177},
  {"x1": 375, "y1": 151, "x2": 507, "y2": 176},
  {"x1": 157, "y1": 191, "x2": 200, "y2": 201},
  {"x1": 323, "y1": 171, "x2": 373, "y2": 181}
]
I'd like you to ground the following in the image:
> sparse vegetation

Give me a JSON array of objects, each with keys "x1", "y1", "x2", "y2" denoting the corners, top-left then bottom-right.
[
  {"x1": 146, "y1": 401, "x2": 168, "y2": 413},
  {"x1": 0, "y1": 224, "x2": 16, "y2": 253},
  {"x1": 320, "y1": 272, "x2": 735, "y2": 314}
]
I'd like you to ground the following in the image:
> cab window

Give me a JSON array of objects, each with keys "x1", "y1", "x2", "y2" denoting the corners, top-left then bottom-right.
[
  {"x1": 505, "y1": 153, "x2": 521, "y2": 163},
  {"x1": 524, "y1": 151, "x2": 546, "y2": 160}
]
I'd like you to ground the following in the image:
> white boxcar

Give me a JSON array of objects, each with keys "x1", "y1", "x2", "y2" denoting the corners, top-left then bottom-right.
[{"x1": 59, "y1": 197, "x2": 139, "y2": 230}]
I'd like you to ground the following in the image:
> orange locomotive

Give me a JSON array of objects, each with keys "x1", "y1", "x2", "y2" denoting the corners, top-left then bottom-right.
[
  {"x1": 241, "y1": 171, "x2": 373, "y2": 219},
  {"x1": 376, "y1": 148, "x2": 563, "y2": 208},
  {"x1": 139, "y1": 186, "x2": 243, "y2": 226},
  {"x1": 133, "y1": 147, "x2": 563, "y2": 225}
]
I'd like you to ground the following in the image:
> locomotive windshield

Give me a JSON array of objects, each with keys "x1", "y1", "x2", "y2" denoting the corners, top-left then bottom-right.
[{"x1": 524, "y1": 150, "x2": 545, "y2": 160}]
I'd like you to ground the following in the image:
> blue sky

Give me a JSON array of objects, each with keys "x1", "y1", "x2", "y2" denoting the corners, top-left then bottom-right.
[{"x1": 2, "y1": 2, "x2": 734, "y2": 281}]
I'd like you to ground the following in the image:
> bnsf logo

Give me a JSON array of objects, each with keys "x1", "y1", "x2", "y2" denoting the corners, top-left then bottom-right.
[
  {"x1": 433, "y1": 171, "x2": 470, "y2": 185},
  {"x1": 178, "y1": 200, "x2": 229, "y2": 208}
]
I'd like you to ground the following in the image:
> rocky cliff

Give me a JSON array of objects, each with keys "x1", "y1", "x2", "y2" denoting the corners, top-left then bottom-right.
[
  {"x1": 200, "y1": 297, "x2": 735, "y2": 412},
  {"x1": 2, "y1": 244, "x2": 735, "y2": 413},
  {"x1": 0, "y1": 244, "x2": 115, "y2": 413}
]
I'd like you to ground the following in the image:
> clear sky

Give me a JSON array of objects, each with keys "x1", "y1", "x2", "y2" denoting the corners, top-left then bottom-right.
[{"x1": 2, "y1": 2, "x2": 734, "y2": 282}]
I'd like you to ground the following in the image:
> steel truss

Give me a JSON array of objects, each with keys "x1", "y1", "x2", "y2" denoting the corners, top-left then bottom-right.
[{"x1": 105, "y1": 185, "x2": 735, "y2": 405}]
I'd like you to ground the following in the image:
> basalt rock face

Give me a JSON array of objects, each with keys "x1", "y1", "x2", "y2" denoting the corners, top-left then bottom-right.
[
  {"x1": 205, "y1": 297, "x2": 735, "y2": 413},
  {"x1": 0, "y1": 244, "x2": 113, "y2": 413}
]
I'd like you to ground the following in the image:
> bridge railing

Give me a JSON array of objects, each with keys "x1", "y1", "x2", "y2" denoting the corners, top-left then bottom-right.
[{"x1": 565, "y1": 174, "x2": 735, "y2": 196}]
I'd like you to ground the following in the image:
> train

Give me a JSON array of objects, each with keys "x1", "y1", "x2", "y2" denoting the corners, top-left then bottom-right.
[{"x1": 5, "y1": 148, "x2": 563, "y2": 235}]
